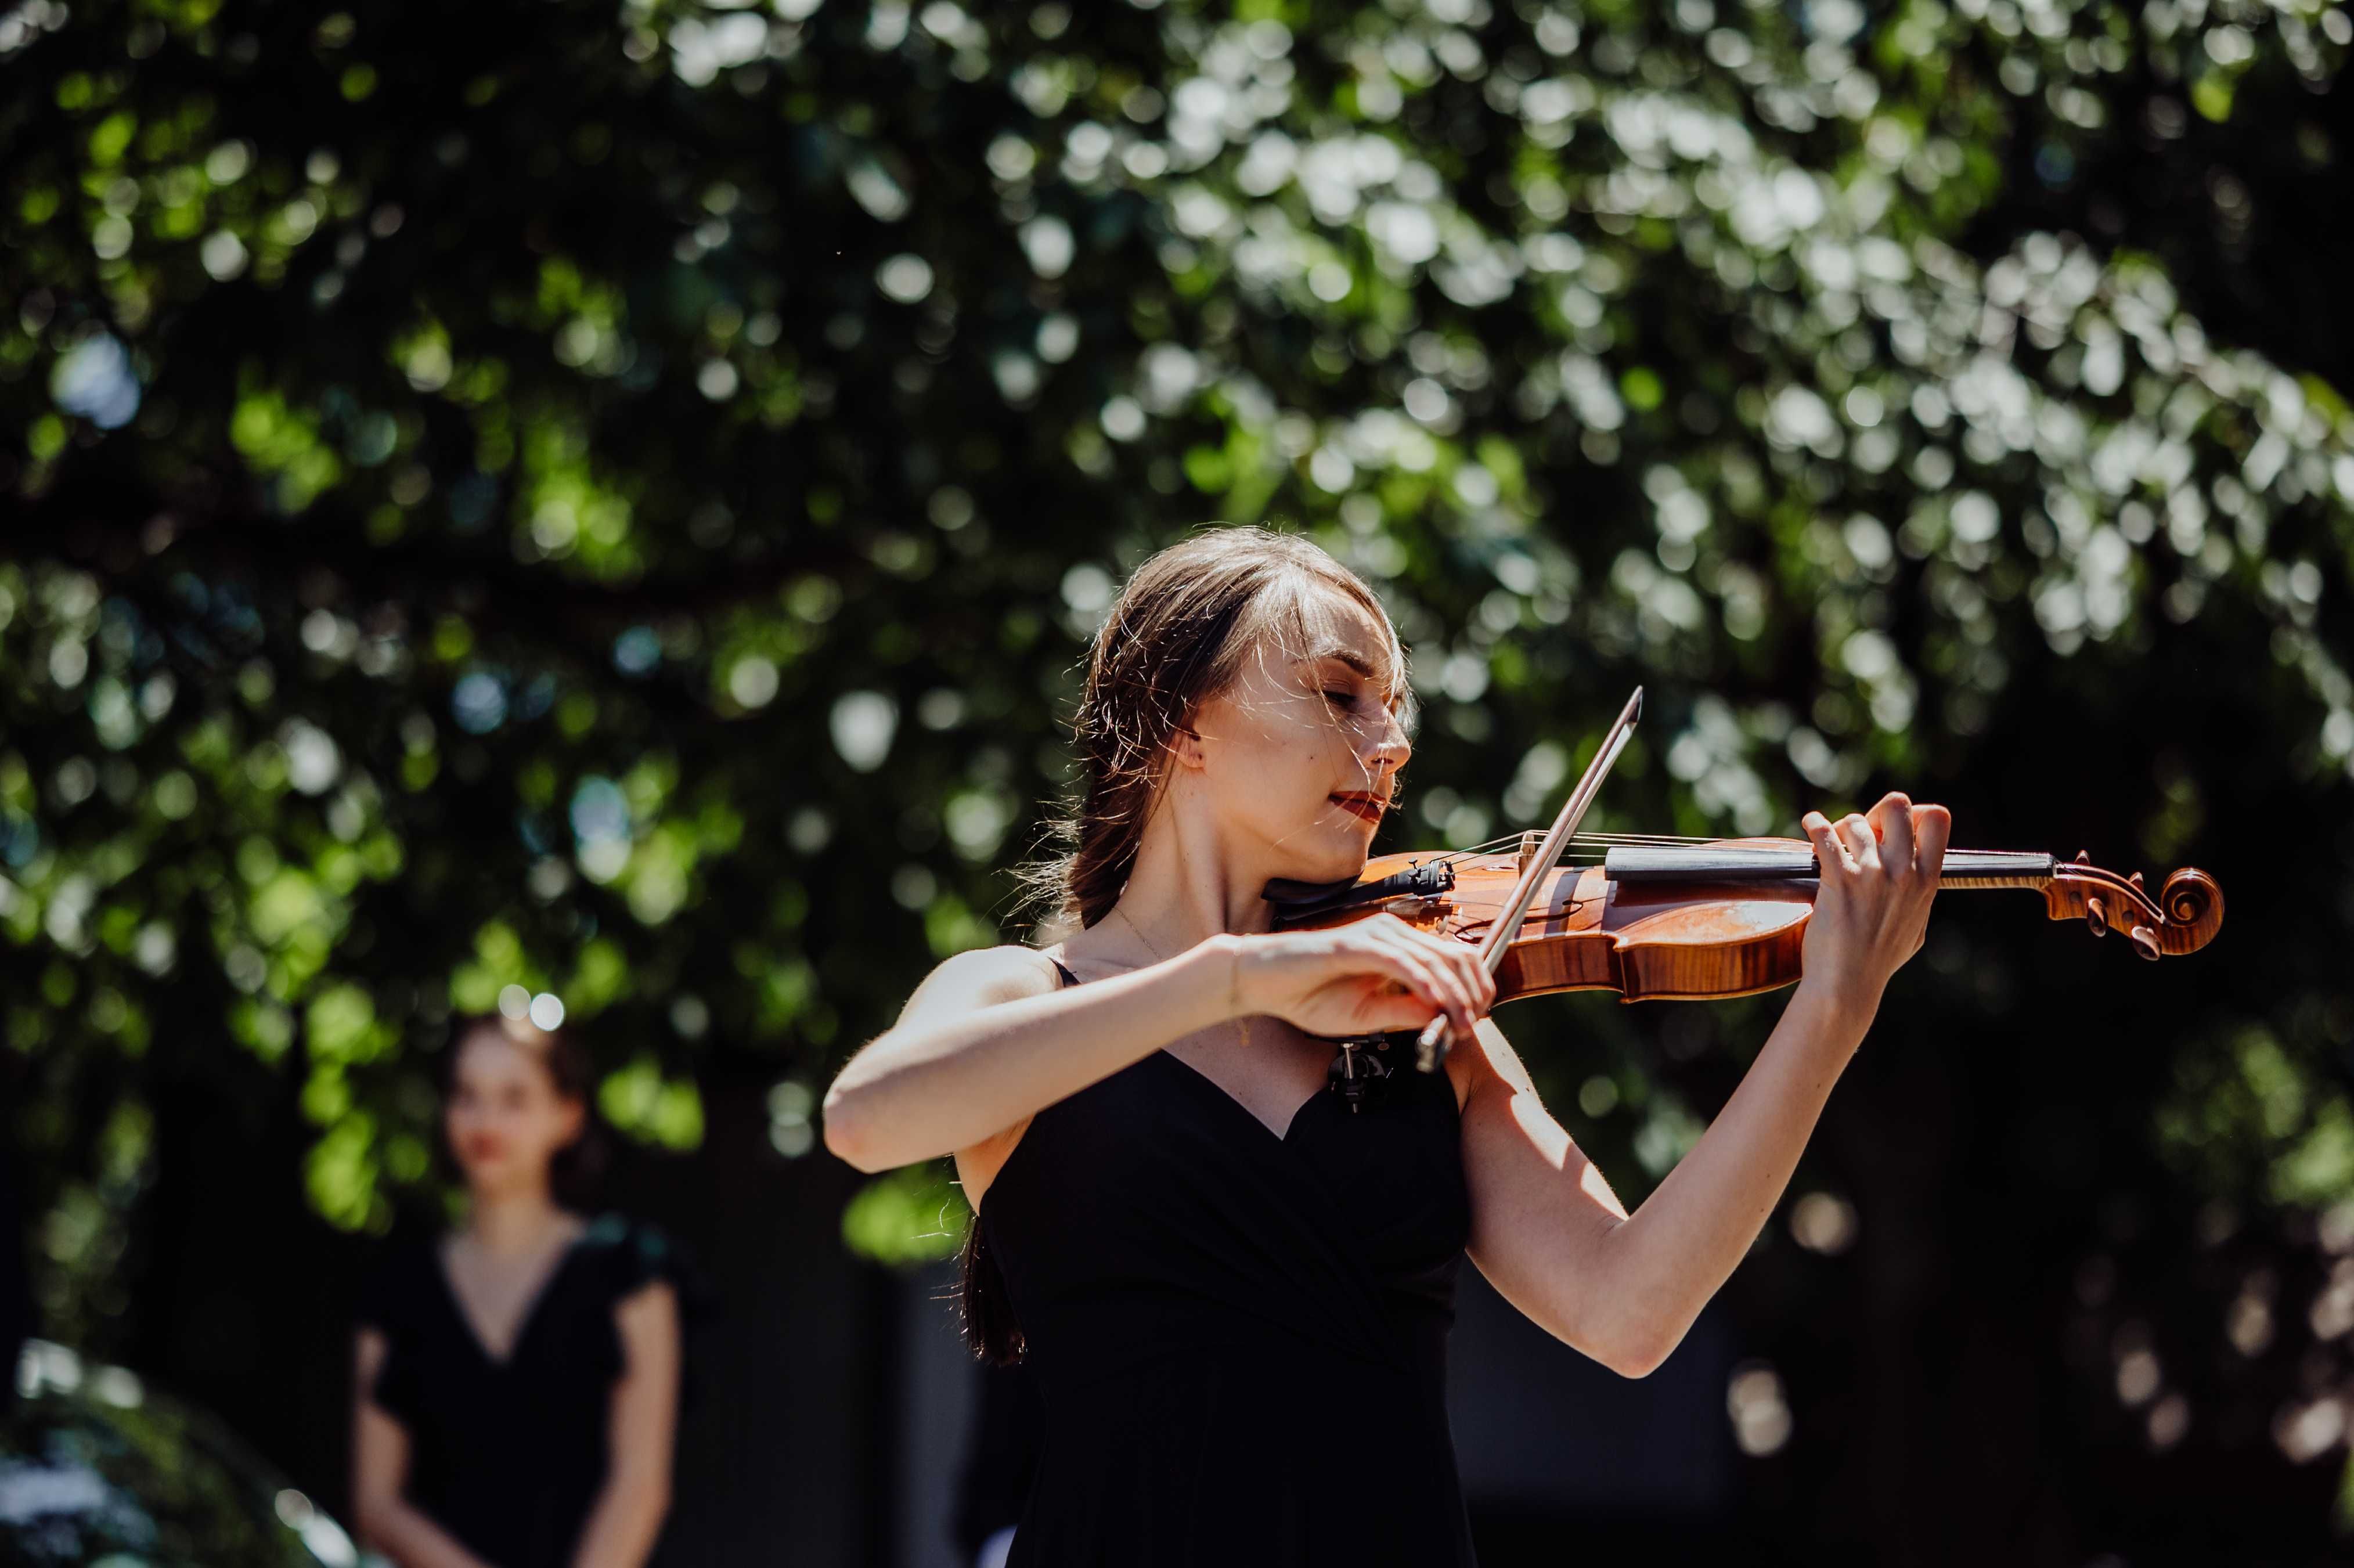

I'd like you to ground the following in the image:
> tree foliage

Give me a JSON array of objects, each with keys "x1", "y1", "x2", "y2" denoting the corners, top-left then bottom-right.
[{"x1": 7, "y1": 0, "x2": 2354, "y2": 1551}]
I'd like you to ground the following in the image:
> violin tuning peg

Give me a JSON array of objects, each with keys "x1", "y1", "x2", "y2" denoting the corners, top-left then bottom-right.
[
  {"x1": 2074, "y1": 849, "x2": 2090, "y2": 865},
  {"x1": 2129, "y1": 871, "x2": 2145, "y2": 889},
  {"x1": 2085, "y1": 894, "x2": 2107, "y2": 936},
  {"x1": 2129, "y1": 925, "x2": 2161, "y2": 961}
]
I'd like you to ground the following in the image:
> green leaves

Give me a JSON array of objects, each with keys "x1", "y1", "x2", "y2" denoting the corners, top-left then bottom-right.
[{"x1": 840, "y1": 1162, "x2": 967, "y2": 1267}]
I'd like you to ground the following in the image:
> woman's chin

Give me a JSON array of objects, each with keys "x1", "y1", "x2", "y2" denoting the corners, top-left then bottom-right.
[
  {"x1": 1275, "y1": 823, "x2": 1378, "y2": 883},
  {"x1": 460, "y1": 1158, "x2": 524, "y2": 1192}
]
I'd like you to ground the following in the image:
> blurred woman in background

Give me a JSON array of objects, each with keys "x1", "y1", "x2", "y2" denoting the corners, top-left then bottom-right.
[{"x1": 352, "y1": 1015, "x2": 684, "y2": 1568}]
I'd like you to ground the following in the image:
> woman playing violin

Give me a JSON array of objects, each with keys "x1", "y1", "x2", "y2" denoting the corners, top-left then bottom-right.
[{"x1": 822, "y1": 527, "x2": 1951, "y2": 1565}]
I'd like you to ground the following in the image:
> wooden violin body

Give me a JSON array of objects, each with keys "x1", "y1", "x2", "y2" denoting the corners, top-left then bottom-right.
[{"x1": 1268, "y1": 838, "x2": 2225, "y2": 1006}]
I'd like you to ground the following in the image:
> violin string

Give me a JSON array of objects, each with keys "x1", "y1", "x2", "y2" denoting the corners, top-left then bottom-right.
[
  {"x1": 1405, "y1": 840, "x2": 2038, "y2": 878},
  {"x1": 1545, "y1": 844, "x2": 2025, "y2": 860},
  {"x1": 1425, "y1": 834, "x2": 1523, "y2": 860},
  {"x1": 1417, "y1": 828, "x2": 2018, "y2": 861},
  {"x1": 1400, "y1": 853, "x2": 2047, "y2": 915},
  {"x1": 1421, "y1": 830, "x2": 1719, "y2": 866},
  {"x1": 1563, "y1": 831, "x2": 1719, "y2": 842},
  {"x1": 1423, "y1": 832, "x2": 1737, "y2": 868}
]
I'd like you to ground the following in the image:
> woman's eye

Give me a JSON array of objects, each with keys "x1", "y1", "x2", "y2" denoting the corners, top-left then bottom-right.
[{"x1": 1323, "y1": 689, "x2": 1356, "y2": 708}]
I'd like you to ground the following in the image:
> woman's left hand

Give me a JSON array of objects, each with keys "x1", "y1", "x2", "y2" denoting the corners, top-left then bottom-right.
[
  {"x1": 1798, "y1": 791, "x2": 1952, "y2": 1021},
  {"x1": 1462, "y1": 790, "x2": 1952, "y2": 1376}
]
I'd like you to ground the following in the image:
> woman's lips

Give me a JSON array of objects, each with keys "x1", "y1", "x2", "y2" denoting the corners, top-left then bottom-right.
[{"x1": 1330, "y1": 793, "x2": 1386, "y2": 826}]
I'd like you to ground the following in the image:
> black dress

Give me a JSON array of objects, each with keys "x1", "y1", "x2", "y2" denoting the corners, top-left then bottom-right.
[
  {"x1": 979, "y1": 960, "x2": 1478, "y2": 1565},
  {"x1": 356, "y1": 1214, "x2": 687, "y2": 1568}
]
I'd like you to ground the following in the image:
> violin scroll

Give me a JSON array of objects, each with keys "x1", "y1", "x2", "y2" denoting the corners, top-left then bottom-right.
[{"x1": 2042, "y1": 856, "x2": 2223, "y2": 958}]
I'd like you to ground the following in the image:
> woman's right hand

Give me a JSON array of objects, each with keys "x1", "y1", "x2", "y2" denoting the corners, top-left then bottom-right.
[{"x1": 1223, "y1": 915, "x2": 1495, "y2": 1040}]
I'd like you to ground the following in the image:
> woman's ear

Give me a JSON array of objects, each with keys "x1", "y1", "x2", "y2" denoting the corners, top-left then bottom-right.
[{"x1": 1167, "y1": 719, "x2": 1209, "y2": 772}]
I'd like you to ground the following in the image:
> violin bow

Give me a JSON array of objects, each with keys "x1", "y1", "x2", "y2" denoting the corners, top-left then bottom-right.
[{"x1": 1412, "y1": 686, "x2": 1645, "y2": 1072}]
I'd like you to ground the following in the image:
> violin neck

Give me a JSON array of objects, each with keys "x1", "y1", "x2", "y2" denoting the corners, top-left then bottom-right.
[{"x1": 1603, "y1": 846, "x2": 2057, "y2": 888}]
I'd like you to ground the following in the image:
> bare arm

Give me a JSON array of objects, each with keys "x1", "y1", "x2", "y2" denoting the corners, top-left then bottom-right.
[
  {"x1": 1463, "y1": 792, "x2": 1948, "y2": 1377},
  {"x1": 350, "y1": 1329, "x2": 499, "y2": 1568},
  {"x1": 1462, "y1": 984, "x2": 1866, "y2": 1375},
  {"x1": 568, "y1": 1282, "x2": 681, "y2": 1568},
  {"x1": 823, "y1": 943, "x2": 1223, "y2": 1174},
  {"x1": 823, "y1": 917, "x2": 1492, "y2": 1176}
]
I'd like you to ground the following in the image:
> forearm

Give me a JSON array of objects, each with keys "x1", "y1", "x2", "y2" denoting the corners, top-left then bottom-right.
[
  {"x1": 1595, "y1": 979, "x2": 1872, "y2": 1367},
  {"x1": 823, "y1": 940, "x2": 1237, "y2": 1170},
  {"x1": 358, "y1": 1497, "x2": 499, "y2": 1568},
  {"x1": 567, "y1": 1475, "x2": 669, "y2": 1568}
]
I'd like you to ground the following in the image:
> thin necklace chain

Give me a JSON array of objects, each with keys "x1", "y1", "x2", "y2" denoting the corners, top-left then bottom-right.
[{"x1": 1112, "y1": 904, "x2": 1253, "y2": 1056}]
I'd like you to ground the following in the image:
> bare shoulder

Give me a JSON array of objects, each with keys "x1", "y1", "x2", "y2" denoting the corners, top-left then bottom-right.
[
  {"x1": 921, "y1": 945, "x2": 1066, "y2": 1205},
  {"x1": 897, "y1": 943, "x2": 1064, "y2": 1028}
]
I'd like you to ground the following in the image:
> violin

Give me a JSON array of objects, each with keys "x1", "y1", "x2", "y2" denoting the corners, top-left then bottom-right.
[
  {"x1": 1270, "y1": 835, "x2": 2225, "y2": 999},
  {"x1": 1261, "y1": 689, "x2": 2226, "y2": 1102}
]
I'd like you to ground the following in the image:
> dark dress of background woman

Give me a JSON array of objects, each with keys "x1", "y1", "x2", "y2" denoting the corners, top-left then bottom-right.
[
  {"x1": 975, "y1": 961, "x2": 1479, "y2": 1566},
  {"x1": 357, "y1": 1216, "x2": 691, "y2": 1568}
]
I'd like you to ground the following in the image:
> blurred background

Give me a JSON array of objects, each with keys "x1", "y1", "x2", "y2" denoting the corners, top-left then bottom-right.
[{"x1": 5, "y1": 0, "x2": 2353, "y2": 1563}]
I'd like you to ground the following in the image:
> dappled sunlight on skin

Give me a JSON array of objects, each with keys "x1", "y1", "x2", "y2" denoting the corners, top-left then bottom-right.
[{"x1": 1578, "y1": 1152, "x2": 1628, "y2": 1220}]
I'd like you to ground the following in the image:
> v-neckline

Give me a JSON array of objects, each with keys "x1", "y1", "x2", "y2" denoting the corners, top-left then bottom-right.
[
  {"x1": 437, "y1": 1230, "x2": 585, "y2": 1370},
  {"x1": 1155, "y1": 1047, "x2": 1327, "y2": 1144},
  {"x1": 1048, "y1": 947, "x2": 1331, "y2": 1144}
]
